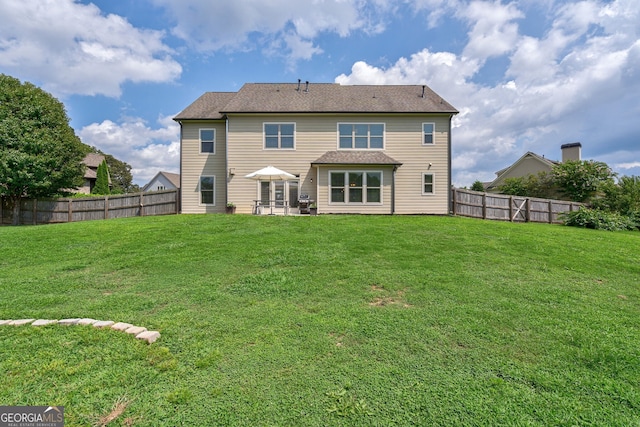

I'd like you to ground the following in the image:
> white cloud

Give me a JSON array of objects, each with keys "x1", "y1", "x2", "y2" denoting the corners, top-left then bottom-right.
[
  {"x1": 78, "y1": 116, "x2": 180, "y2": 185},
  {"x1": 337, "y1": 0, "x2": 640, "y2": 186},
  {"x1": 459, "y1": 1, "x2": 524, "y2": 60},
  {"x1": 0, "y1": 0, "x2": 181, "y2": 97},
  {"x1": 150, "y1": 0, "x2": 386, "y2": 61}
]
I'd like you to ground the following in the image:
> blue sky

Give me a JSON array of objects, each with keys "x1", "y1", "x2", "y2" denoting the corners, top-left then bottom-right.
[{"x1": 1, "y1": 0, "x2": 638, "y2": 186}]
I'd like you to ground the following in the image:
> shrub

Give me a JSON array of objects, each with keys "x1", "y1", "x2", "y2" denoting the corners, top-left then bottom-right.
[{"x1": 560, "y1": 207, "x2": 637, "y2": 231}]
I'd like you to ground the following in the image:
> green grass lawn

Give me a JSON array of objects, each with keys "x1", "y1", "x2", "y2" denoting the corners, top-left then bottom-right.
[{"x1": 0, "y1": 214, "x2": 638, "y2": 426}]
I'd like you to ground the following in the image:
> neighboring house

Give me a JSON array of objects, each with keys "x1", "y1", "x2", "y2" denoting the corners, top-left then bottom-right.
[
  {"x1": 174, "y1": 82, "x2": 458, "y2": 215},
  {"x1": 485, "y1": 143, "x2": 582, "y2": 192},
  {"x1": 143, "y1": 171, "x2": 180, "y2": 192},
  {"x1": 77, "y1": 153, "x2": 109, "y2": 194}
]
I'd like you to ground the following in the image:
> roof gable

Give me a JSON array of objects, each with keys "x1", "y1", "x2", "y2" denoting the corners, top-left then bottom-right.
[{"x1": 487, "y1": 152, "x2": 559, "y2": 190}]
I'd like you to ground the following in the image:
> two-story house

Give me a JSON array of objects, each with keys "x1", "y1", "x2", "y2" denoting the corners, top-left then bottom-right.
[{"x1": 174, "y1": 82, "x2": 458, "y2": 215}]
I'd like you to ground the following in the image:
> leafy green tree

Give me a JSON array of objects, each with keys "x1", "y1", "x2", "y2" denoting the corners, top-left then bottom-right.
[
  {"x1": 498, "y1": 172, "x2": 557, "y2": 198},
  {"x1": 92, "y1": 159, "x2": 111, "y2": 195},
  {"x1": 470, "y1": 180, "x2": 485, "y2": 192},
  {"x1": 102, "y1": 153, "x2": 135, "y2": 193},
  {"x1": 552, "y1": 160, "x2": 615, "y2": 203},
  {"x1": 0, "y1": 74, "x2": 85, "y2": 225},
  {"x1": 498, "y1": 177, "x2": 528, "y2": 196},
  {"x1": 592, "y1": 175, "x2": 640, "y2": 226}
]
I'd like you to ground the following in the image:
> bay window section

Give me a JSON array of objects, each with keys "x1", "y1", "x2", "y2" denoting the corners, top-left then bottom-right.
[{"x1": 330, "y1": 171, "x2": 382, "y2": 204}]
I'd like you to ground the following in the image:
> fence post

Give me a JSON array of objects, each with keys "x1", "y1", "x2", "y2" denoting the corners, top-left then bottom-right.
[
  {"x1": 139, "y1": 192, "x2": 145, "y2": 217},
  {"x1": 482, "y1": 193, "x2": 487, "y2": 219},
  {"x1": 104, "y1": 196, "x2": 109, "y2": 219},
  {"x1": 509, "y1": 196, "x2": 513, "y2": 222},
  {"x1": 33, "y1": 199, "x2": 37, "y2": 225},
  {"x1": 451, "y1": 188, "x2": 457, "y2": 215},
  {"x1": 68, "y1": 199, "x2": 73, "y2": 223},
  {"x1": 0, "y1": 197, "x2": 3, "y2": 225},
  {"x1": 548, "y1": 200, "x2": 553, "y2": 224},
  {"x1": 526, "y1": 198, "x2": 531, "y2": 222}
]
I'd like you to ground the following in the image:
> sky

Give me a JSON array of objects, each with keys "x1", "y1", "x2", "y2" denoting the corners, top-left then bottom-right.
[{"x1": 1, "y1": 0, "x2": 638, "y2": 187}]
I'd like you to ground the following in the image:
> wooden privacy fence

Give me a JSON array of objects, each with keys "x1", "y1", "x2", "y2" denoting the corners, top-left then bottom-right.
[
  {"x1": 0, "y1": 190, "x2": 179, "y2": 226},
  {"x1": 451, "y1": 188, "x2": 582, "y2": 224}
]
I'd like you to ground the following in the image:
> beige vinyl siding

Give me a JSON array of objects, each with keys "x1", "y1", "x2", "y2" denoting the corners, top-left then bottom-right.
[
  {"x1": 180, "y1": 121, "x2": 227, "y2": 213},
  {"x1": 227, "y1": 114, "x2": 336, "y2": 214},
  {"x1": 384, "y1": 114, "x2": 451, "y2": 214},
  {"x1": 225, "y1": 113, "x2": 452, "y2": 215}
]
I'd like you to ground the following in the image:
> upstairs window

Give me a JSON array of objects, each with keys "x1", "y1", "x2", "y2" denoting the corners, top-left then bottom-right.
[
  {"x1": 264, "y1": 123, "x2": 295, "y2": 149},
  {"x1": 423, "y1": 123, "x2": 435, "y2": 145},
  {"x1": 200, "y1": 129, "x2": 215, "y2": 153},
  {"x1": 338, "y1": 123, "x2": 384, "y2": 149}
]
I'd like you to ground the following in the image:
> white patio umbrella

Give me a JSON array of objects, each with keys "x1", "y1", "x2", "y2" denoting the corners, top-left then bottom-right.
[{"x1": 244, "y1": 166, "x2": 296, "y2": 214}]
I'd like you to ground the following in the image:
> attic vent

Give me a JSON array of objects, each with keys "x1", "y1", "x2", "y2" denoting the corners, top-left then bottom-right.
[
  {"x1": 304, "y1": 81, "x2": 309, "y2": 93},
  {"x1": 421, "y1": 85, "x2": 426, "y2": 98},
  {"x1": 296, "y1": 79, "x2": 301, "y2": 91}
]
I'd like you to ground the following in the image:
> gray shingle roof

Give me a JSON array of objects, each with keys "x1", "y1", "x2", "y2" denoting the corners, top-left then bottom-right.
[
  {"x1": 174, "y1": 83, "x2": 458, "y2": 120},
  {"x1": 312, "y1": 151, "x2": 402, "y2": 166},
  {"x1": 174, "y1": 92, "x2": 237, "y2": 120}
]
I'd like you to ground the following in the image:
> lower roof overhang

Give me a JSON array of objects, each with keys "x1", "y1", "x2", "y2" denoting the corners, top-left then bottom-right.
[{"x1": 311, "y1": 151, "x2": 402, "y2": 167}]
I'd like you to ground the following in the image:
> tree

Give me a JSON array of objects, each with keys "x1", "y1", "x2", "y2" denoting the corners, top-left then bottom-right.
[
  {"x1": 0, "y1": 74, "x2": 85, "y2": 225},
  {"x1": 593, "y1": 175, "x2": 640, "y2": 217},
  {"x1": 92, "y1": 159, "x2": 111, "y2": 195},
  {"x1": 470, "y1": 180, "x2": 485, "y2": 192},
  {"x1": 102, "y1": 153, "x2": 136, "y2": 193},
  {"x1": 551, "y1": 160, "x2": 615, "y2": 203}
]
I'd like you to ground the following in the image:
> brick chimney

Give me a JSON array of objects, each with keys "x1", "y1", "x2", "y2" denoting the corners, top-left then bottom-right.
[{"x1": 561, "y1": 142, "x2": 582, "y2": 162}]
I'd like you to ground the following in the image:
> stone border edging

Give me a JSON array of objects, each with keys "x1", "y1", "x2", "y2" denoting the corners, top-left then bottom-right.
[{"x1": 0, "y1": 318, "x2": 160, "y2": 344}]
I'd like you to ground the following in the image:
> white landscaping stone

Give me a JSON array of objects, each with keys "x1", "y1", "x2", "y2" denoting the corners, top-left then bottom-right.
[
  {"x1": 58, "y1": 318, "x2": 81, "y2": 325},
  {"x1": 125, "y1": 326, "x2": 147, "y2": 335},
  {"x1": 9, "y1": 319, "x2": 35, "y2": 326},
  {"x1": 93, "y1": 320, "x2": 115, "y2": 328},
  {"x1": 0, "y1": 320, "x2": 12, "y2": 326},
  {"x1": 111, "y1": 322, "x2": 133, "y2": 331},
  {"x1": 136, "y1": 331, "x2": 161, "y2": 344},
  {"x1": 77, "y1": 318, "x2": 97, "y2": 325},
  {"x1": 32, "y1": 319, "x2": 57, "y2": 326}
]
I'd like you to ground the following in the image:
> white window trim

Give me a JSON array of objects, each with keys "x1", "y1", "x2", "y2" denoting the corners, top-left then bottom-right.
[
  {"x1": 199, "y1": 175, "x2": 216, "y2": 206},
  {"x1": 200, "y1": 128, "x2": 216, "y2": 155},
  {"x1": 422, "y1": 122, "x2": 435, "y2": 145},
  {"x1": 328, "y1": 170, "x2": 383, "y2": 205},
  {"x1": 263, "y1": 122, "x2": 296, "y2": 150},
  {"x1": 422, "y1": 173, "x2": 435, "y2": 195},
  {"x1": 337, "y1": 123, "x2": 385, "y2": 150}
]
